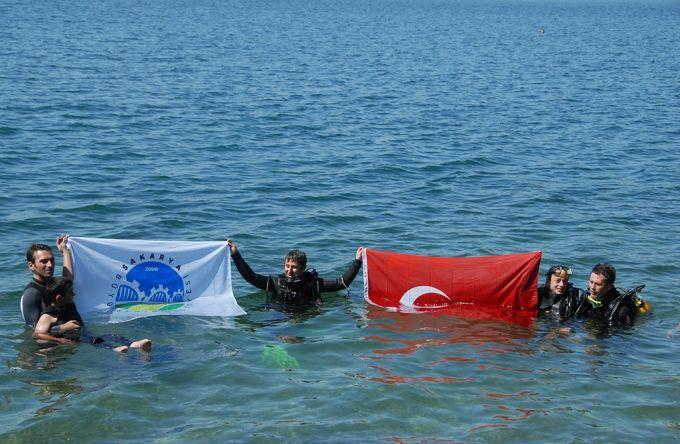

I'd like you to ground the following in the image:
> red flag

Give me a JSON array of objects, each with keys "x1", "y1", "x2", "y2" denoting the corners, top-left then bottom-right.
[{"x1": 363, "y1": 249, "x2": 541, "y2": 312}]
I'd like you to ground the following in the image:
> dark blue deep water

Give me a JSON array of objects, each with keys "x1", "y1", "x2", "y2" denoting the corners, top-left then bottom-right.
[{"x1": 1, "y1": 0, "x2": 679, "y2": 441}]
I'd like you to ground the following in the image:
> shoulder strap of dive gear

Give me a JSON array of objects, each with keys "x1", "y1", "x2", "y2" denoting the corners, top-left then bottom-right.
[
  {"x1": 606, "y1": 285, "x2": 645, "y2": 327},
  {"x1": 559, "y1": 287, "x2": 583, "y2": 320},
  {"x1": 305, "y1": 268, "x2": 321, "y2": 303},
  {"x1": 573, "y1": 289, "x2": 591, "y2": 317}
]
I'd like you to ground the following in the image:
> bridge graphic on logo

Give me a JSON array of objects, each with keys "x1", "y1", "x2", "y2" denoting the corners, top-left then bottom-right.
[{"x1": 115, "y1": 261, "x2": 185, "y2": 306}]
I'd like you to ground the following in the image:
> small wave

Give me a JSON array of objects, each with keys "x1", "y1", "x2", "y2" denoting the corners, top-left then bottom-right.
[
  {"x1": 645, "y1": 264, "x2": 678, "y2": 274},
  {"x1": 67, "y1": 203, "x2": 113, "y2": 213},
  {"x1": 0, "y1": 126, "x2": 20, "y2": 135}
]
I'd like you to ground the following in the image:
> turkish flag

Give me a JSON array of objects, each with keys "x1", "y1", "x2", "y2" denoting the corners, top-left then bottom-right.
[{"x1": 363, "y1": 249, "x2": 541, "y2": 312}]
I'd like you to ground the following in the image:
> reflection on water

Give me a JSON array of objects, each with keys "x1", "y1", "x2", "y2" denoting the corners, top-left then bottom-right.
[
  {"x1": 28, "y1": 378, "x2": 84, "y2": 416},
  {"x1": 8, "y1": 336, "x2": 85, "y2": 418},
  {"x1": 359, "y1": 305, "x2": 538, "y2": 394},
  {"x1": 233, "y1": 291, "x2": 324, "y2": 332},
  {"x1": 362, "y1": 305, "x2": 536, "y2": 357},
  {"x1": 360, "y1": 306, "x2": 546, "y2": 434},
  {"x1": 10, "y1": 333, "x2": 77, "y2": 372},
  {"x1": 367, "y1": 364, "x2": 473, "y2": 385},
  {"x1": 485, "y1": 404, "x2": 536, "y2": 422},
  {"x1": 484, "y1": 390, "x2": 536, "y2": 399}
]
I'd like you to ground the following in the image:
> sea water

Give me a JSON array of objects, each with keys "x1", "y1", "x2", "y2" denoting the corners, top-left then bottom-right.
[{"x1": 1, "y1": 0, "x2": 679, "y2": 441}]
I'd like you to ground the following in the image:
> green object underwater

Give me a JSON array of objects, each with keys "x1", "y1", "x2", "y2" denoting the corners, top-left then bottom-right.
[{"x1": 261, "y1": 345, "x2": 299, "y2": 368}]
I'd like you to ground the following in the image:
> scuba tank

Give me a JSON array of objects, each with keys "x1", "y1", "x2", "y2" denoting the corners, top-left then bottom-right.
[
  {"x1": 606, "y1": 284, "x2": 648, "y2": 327},
  {"x1": 631, "y1": 285, "x2": 651, "y2": 314}
]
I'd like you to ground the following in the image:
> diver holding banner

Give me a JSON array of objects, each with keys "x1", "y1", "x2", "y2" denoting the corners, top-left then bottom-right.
[
  {"x1": 227, "y1": 240, "x2": 363, "y2": 312},
  {"x1": 21, "y1": 236, "x2": 76, "y2": 332}
]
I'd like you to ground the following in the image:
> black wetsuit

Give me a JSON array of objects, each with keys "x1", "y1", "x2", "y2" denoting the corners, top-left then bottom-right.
[
  {"x1": 21, "y1": 278, "x2": 53, "y2": 328},
  {"x1": 39, "y1": 303, "x2": 130, "y2": 347},
  {"x1": 577, "y1": 287, "x2": 635, "y2": 327},
  {"x1": 42, "y1": 302, "x2": 84, "y2": 326},
  {"x1": 40, "y1": 303, "x2": 84, "y2": 340},
  {"x1": 21, "y1": 278, "x2": 62, "y2": 335},
  {"x1": 231, "y1": 251, "x2": 362, "y2": 311},
  {"x1": 537, "y1": 283, "x2": 582, "y2": 319}
]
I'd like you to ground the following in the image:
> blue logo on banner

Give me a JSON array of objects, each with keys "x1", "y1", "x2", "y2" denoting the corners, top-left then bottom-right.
[{"x1": 114, "y1": 261, "x2": 185, "y2": 304}]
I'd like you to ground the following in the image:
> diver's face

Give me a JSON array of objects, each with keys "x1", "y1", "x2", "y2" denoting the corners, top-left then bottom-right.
[
  {"x1": 588, "y1": 272, "x2": 612, "y2": 299},
  {"x1": 28, "y1": 250, "x2": 55, "y2": 282},
  {"x1": 284, "y1": 259, "x2": 303, "y2": 279},
  {"x1": 549, "y1": 274, "x2": 568, "y2": 295}
]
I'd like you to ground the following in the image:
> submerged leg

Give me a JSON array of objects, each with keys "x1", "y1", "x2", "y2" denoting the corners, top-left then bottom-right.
[{"x1": 82, "y1": 331, "x2": 151, "y2": 352}]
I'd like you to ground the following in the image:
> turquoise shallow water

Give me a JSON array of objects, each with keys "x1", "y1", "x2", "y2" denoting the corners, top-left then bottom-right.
[{"x1": 1, "y1": 0, "x2": 679, "y2": 441}]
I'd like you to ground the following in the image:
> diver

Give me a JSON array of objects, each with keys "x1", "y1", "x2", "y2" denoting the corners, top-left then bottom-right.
[
  {"x1": 537, "y1": 265, "x2": 583, "y2": 319},
  {"x1": 33, "y1": 277, "x2": 152, "y2": 352},
  {"x1": 21, "y1": 237, "x2": 74, "y2": 331},
  {"x1": 575, "y1": 263, "x2": 648, "y2": 327},
  {"x1": 226, "y1": 240, "x2": 363, "y2": 312}
]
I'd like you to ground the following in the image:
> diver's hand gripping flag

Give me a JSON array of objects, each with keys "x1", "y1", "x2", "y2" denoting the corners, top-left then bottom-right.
[
  {"x1": 363, "y1": 248, "x2": 541, "y2": 312},
  {"x1": 69, "y1": 237, "x2": 246, "y2": 322}
]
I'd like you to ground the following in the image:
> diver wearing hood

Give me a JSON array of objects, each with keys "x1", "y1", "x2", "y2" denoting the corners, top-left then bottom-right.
[
  {"x1": 227, "y1": 240, "x2": 363, "y2": 311},
  {"x1": 537, "y1": 265, "x2": 583, "y2": 319}
]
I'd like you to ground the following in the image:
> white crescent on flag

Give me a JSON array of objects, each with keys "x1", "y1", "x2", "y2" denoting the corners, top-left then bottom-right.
[{"x1": 399, "y1": 286, "x2": 452, "y2": 308}]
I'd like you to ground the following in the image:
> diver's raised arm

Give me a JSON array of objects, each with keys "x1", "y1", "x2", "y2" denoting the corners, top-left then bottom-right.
[
  {"x1": 227, "y1": 240, "x2": 270, "y2": 290},
  {"x1": 57, "y1": 234, "x2": 72, "y2": 280}
]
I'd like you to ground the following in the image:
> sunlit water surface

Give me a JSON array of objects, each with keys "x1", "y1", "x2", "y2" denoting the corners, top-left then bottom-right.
[{"x1": 1, "y1": 0, "x2": 679, "y2": 441}]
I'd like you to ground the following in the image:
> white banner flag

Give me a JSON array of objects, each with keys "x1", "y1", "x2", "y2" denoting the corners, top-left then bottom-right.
[{"x1": 69, "y1": 237, "x2": 246, "y2": 322}]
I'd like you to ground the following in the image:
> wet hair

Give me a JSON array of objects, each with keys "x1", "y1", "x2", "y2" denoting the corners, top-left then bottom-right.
[
  {"x1": 285, "y1": 249, "x2": 307, "y2": 269},
  {"x1": 26, "y1": 243, "x2": 52, "y2": 263},
  {"x1": 45, "y1": 277, "x2": 73, "y2": 305},
  {"x1": 544, "y1": 265, "x2": 572, "y2": 285},
  {"x1": 591, "y1": 263, "x2": 616, "y2": 285}
]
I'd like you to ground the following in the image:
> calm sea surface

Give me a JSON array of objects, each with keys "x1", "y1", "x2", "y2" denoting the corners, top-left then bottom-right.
[{"x1": 1, "y1": 0, "x2": 679, "y2": 441}]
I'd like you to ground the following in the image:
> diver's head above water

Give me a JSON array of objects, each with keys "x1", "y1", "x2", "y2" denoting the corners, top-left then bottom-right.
[
  {"x1": 284, "y1": 249, "x2": 307, "y2": 281},
  {"x1": 545, "y1": 265, "x2": 571, "y2": 296},
  {"x1": 589, "y1": 263, "x2": 616, "y2": 299}
]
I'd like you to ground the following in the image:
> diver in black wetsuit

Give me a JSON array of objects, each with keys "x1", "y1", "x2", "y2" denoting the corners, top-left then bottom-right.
[
  {"x1": 227, "y1": 240, "x2": 363, "y2": 312},
  {"x1": 537, "y1": 265, "x2": 583, "y2": 319},
  {"x1": 576, "y1": 263, "x2": 638, "y2": 327},
  {"x1": 33, "y1": 277, "x2": 152, "y2": 352},
  {"x1": 21, "y1": 238, "x2": 79, "y2": 336}
]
